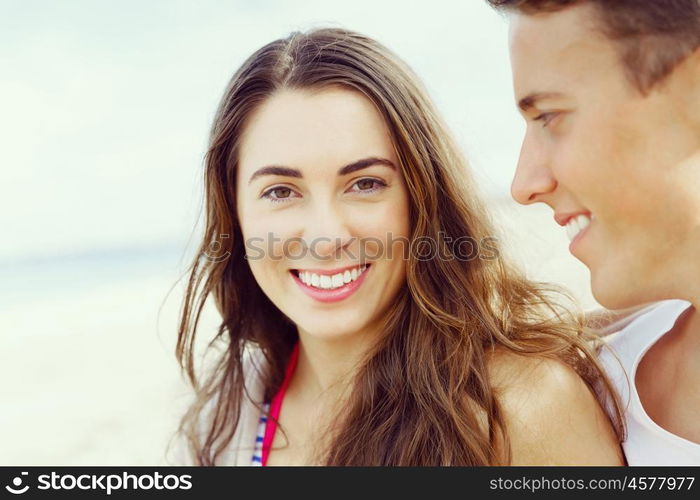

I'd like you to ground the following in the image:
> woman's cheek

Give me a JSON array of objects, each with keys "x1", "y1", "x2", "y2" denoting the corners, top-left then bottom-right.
[{"x1": 242, "y1": 209, "x2": 300, "y2": 260}]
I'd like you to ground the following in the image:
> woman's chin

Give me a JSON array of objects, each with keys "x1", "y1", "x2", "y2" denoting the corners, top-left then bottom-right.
[{"x1": 294, "y1": 318, "x2": 366, "y2": 341}]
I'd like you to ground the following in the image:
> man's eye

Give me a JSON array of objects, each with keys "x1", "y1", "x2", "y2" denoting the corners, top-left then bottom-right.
[{"x1": 534, "y1": 112, "x2": 559, "y2": 128}]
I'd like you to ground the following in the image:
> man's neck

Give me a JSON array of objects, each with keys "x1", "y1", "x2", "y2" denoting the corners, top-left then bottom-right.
[{"x1": 674, "y1": 304, "x2": 700, "y2": 354}]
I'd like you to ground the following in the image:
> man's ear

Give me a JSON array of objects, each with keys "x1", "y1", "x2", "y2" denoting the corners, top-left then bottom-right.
[
  {"x1": 663, "y1": 45, "x2": 700, "y2": 131},
  {"x1": 691, "y1": 45, "x2": 700, "y2": 69},
  {"x1": 690, "y1": 46, "x2": 700, "y2": 114},
  {"x1": 685, "y1": 47, "x2": 700, "y2": 138}
]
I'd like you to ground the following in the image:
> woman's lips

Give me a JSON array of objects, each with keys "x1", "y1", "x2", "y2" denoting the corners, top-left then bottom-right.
[{"x1": 290, "y1": 264, "x2": 371, "y2": 303}]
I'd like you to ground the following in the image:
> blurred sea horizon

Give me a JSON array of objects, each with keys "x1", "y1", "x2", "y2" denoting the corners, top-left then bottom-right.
[{"x1": 1, "y1": 1, "x2": 599, "y2": 465}]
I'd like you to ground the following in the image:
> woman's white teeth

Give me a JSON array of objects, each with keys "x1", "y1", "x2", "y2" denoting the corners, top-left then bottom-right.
[
  {"x1": 299, "y1": 265, "x2": 367, "y2": 290},
  {"x1": 565, "y1": 214, "x2": 592, "y2": 242}
]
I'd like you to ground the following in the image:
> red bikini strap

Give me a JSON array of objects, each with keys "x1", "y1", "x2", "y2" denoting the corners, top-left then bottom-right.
[{"x1": 261, "y1": 341, "x2": 300, "y2": 465}]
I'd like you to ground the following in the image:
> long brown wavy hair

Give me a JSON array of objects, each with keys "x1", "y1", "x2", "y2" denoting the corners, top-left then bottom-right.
[{"x1": 174, "y1": 27, "x2": 624, "y2": 465}]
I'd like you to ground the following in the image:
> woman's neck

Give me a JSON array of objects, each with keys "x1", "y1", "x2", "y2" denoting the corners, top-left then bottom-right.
[{"x1": 291, "y1": 328, "x2": 377, "y2": 405}]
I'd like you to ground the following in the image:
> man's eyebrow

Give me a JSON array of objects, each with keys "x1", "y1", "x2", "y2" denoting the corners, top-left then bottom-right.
[
  {"x1": 248, "y1": 157, "x2": 396, "y2": 185},
  {"x1": 518, "y1": 92, "x2": 565, "y2": 112}
]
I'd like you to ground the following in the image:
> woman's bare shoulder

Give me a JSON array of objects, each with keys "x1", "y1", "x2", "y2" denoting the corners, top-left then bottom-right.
[{"x1": 486, "y1": 348, "x2": 624, "y2": 465}]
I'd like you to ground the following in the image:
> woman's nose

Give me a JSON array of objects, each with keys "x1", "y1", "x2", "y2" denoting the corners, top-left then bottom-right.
[{"x1": 302, "y1": 204, "x2": 354, "y2": 260}]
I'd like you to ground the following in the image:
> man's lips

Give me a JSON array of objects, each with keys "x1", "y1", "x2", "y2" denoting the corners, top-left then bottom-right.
[{"x1": 554, "y1": 211, "x2": 592, "y2": 227}]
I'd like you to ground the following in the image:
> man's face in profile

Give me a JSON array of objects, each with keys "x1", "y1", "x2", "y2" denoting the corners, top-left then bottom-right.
[{"x1": 507, "y1": 3, "x2": 700, "y2": 309}]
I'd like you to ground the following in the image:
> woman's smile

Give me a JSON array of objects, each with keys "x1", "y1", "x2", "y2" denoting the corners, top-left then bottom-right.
[{"x1": 289, "y1": 263, "x2": 371, "y2": 303}]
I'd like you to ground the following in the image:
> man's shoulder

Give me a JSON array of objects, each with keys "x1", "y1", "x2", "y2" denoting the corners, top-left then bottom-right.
[
  {"x1": 602, "y1": 299, "x2": 692, "y2": 362},
  {"x1": 598, "y1": 299, "x2": 692, "y2": 400}
]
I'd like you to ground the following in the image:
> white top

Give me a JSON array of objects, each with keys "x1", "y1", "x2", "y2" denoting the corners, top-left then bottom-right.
[
  {"x1": 600, "y1": 299, "x2": 700, "y2": 465},
  {"x1": 168, "y1": 345, "x2": 267, "y2": 466}
]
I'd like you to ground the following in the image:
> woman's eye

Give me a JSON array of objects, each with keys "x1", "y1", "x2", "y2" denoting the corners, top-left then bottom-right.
[
  {"x1": 260, "y1": 178, "x2": 387, "y2": 203},
  {"x1": 349, "y1": 178, "x2": 387, "y2": 193},
  {"x1": 261, "y1": 186, "x2": 297, "y2": 203}
]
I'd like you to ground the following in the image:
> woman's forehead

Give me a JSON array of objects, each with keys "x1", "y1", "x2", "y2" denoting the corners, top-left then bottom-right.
[{"x1": 238, "y1": 88, "x2": 396, "y2": 180}]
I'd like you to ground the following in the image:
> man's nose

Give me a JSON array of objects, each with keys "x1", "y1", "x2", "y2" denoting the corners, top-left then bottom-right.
[{"x1": 510, "y1": 137, "x2": 557, "y2": 205}]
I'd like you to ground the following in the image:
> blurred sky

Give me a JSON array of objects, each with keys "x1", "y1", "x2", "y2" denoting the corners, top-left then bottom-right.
[{"x1": 0, "y1": 0, "x2": 524, "y2": 263}]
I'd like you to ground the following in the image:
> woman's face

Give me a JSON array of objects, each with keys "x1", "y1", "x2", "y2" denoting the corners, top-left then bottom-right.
[{"x1": 236, "y1": 87, "x2": 410, "y2": 340}]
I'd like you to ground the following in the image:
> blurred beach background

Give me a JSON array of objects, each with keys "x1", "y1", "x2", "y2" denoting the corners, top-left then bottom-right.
[{"x1": 0, "y1": 0, "x2": 598, "y2": 465}]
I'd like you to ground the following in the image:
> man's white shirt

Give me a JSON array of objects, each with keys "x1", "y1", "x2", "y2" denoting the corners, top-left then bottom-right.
[{"x1": 600, "y1": 299, "x2": 700, "y2": 465}]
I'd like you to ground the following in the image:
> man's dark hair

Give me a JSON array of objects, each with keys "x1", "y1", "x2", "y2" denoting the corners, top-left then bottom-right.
[{"x1": 486, "y1": 0, "x2": 700, "y2": 94}]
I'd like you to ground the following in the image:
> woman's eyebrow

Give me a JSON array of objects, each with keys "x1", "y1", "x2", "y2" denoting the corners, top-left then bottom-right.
[
  {"x1": 248, "y1": 165, "x2": 301, "y2": 184},
  {"x1": 248, "y1": 157, "x2": 396, "y2": 185},
  {"x1": 338, "y1": 157, "x2": 395, "y2": 176}
]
